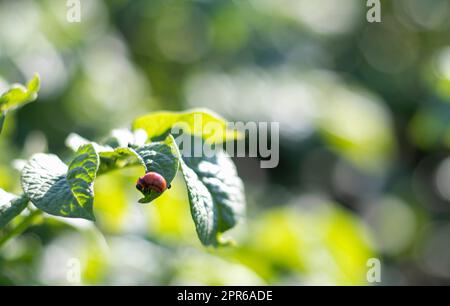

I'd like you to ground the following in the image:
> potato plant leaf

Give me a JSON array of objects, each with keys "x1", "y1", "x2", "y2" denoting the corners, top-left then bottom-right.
[
  {"x1": 21, "y1": 144, "x2": 99, "y2": 221},
  {"x1": 66, "y1": 132, "x2": 179, "y2": 203},
  {"x1": 177, "y1": 146, "x2": 245, "y2": 246},
  {"x1": 133, "y1": 135, "x2": 180, "y2": 203},
  {"x1": 0, "y1": 74, "x2": 40, "y2": 133},
  {"x1": 132, "y1": 109, "x2": 241, "y2": 144}
]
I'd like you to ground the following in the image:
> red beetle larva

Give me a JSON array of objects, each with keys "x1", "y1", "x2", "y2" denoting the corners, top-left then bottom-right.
[{"x1": 136, "y1": 171, "x2": 170, "y2": 194}]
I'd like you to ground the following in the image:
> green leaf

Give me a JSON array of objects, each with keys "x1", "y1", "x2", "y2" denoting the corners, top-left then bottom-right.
[
  {"x1": 66, "y1": 132, "x2": 180, "y2": 203},
  {"x1": 97, "y1": 147, "x2": 144, "y2": 175},
  {"x1": 66, "y1": 132, "x2": 145, "y2": 175},
  {"x1": 21, "y1": 144, "x2": 100, "y2": 221},
  {"x1": 134, "y1": 135, "x2": 180, "y2": 203},
  {"x1": 0, "y1": 190, "x2": 29, "y2": 229},
  {"x1": 178, "y1": 147, "x2": 245, "y2": 246},
  {"x1": 0, "y1": 74, "x2": 40, "y2": 134},
  {"x1": 0, "y1": 74, "x2": 40, "y2": 112},
  {"x1": 132, "y1": 109, "x2": 241, "y2": 144}
]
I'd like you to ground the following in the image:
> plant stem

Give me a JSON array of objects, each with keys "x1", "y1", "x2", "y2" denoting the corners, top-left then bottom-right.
[{"x1": 0, "y1": 209, "x2": 42, "y2": 249}]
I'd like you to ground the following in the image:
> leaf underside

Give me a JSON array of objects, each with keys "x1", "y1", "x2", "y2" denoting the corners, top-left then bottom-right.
[{"x1": 179, "y1": 147, "x2": 245, "y2": 246}]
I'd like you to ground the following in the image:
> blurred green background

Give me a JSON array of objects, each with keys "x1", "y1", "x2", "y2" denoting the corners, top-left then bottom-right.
[{"x1": 1, "y1": 0, "x2": 450, "y2": 285}]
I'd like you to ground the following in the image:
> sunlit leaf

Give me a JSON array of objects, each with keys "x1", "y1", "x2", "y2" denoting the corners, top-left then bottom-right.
[
  {"x1": 0, "y1": 74, "x2": 40, "y2": 134},
  {"x1": 132, "y1": 109, "x2": 241, "y2": 144},
  {"x1": 21, "y1": 144, "x2": 99, "y2": 221}
]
